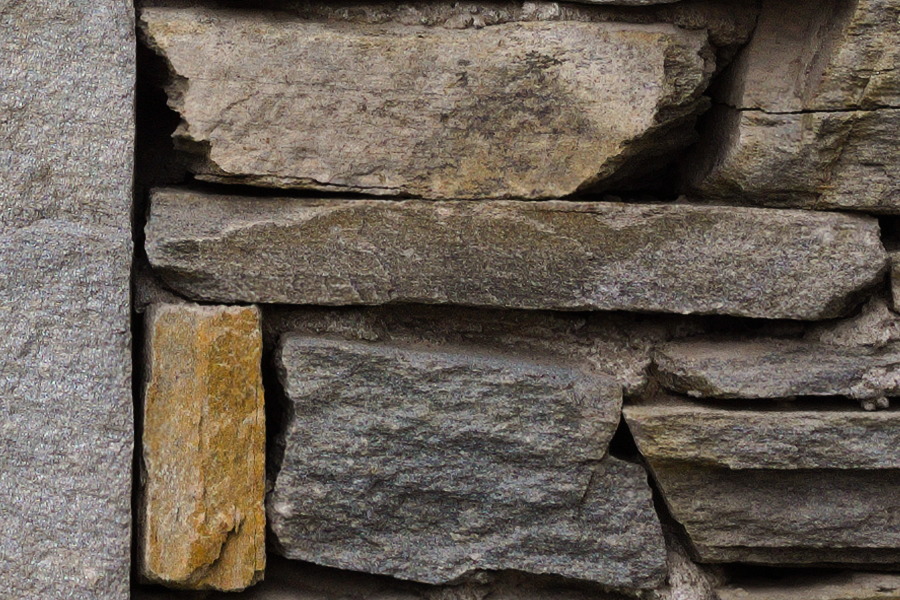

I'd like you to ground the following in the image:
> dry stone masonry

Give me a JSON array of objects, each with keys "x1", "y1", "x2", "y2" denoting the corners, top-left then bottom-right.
[{"x1": 2, "y1": 0, "x2": 899, "y2": 597}]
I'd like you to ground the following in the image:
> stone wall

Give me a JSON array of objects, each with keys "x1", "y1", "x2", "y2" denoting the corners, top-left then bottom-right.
[{"x1": 1, "y1": 0, "x2": 898, "y2": 598}]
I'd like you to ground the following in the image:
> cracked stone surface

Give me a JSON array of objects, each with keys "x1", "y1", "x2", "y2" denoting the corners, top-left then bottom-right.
[
  {"x1": 685, "y1": 0, "x2": 900, "y2": 210},
  {"x1": 269, "y1": 335, "x2": 667, "y2": 588},
  {"x1": 140, "y1": 304, "x2": 265, "y2": 591},
  {"x1": 0, "y1": 1, "x2": 134, "y2": 597},
  {"x1": 140, "y1": 5, "x2": 714, "y2": 198},
  {"x1": 625, "y1": 398, "x2": 900, "y2": 565},
  {"x1": 654, "y1": 337, "x2": 900, "y2": 406},
  {"x1": 146, "y1": 189, "x2": 885, "y2": 319}
]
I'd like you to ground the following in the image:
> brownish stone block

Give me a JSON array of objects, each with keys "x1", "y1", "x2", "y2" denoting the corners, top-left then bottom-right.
[{"x1": 140, "y1": 303, "x2": 265, "y2": 591}]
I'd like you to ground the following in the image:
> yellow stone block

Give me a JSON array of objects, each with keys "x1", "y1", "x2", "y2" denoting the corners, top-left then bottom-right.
[{"x1": 139, "y1": 303, "x2": 265, "y2": 591}]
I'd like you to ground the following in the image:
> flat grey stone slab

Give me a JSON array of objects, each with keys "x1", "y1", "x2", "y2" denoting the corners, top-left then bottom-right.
[
  {"x1": 624, "y1": 400, "x2": 900, "y2": 565},
  {"x1": 269, "y1": 336, "x2": 667, "y2": 588},
  {"x1": 140, "y1": 6, "x2": 712, "y2": 199},
  {"x1": 146, "y1": 189, "x2": 886, "y2": 320},
  {"x1": 0, "y1": 2, "x2": 134, "y2": 598}
]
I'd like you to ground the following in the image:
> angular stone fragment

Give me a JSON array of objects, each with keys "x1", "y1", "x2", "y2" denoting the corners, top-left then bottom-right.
[
  {"x1": 624, "y1": 399, "x2": 900, "y2": 565},
  {"x1": 270, "y1": 336, "x2": 666, "y2": 588},
  {"x1": 140, "y1": 6, "x2": 713, "y2": 199},
  {"x1": 654, "y1": 337, "x2": 900, "y2": 406},
  {"x1": 0, "y1": 1, "x2": 134, "y2": 597},
  {"x1": 146, "y1": 189, "x2": 886, "y2": 320},
  {"x1": 685, "y1": 107, "x2": 900, "y2": 212},
  {"x1": 716, "y1": 572, "x2": 900, "y2": 600},
  {"x1": 685, "y1": 0, "x2": 900, "y2": 210},
  {"x1": 140, "y1": 304, "x2": 265, "y2": 591}
]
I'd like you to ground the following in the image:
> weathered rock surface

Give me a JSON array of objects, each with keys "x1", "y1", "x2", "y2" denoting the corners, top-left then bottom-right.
[
  {"x1": 654, "y1": 337, "x2": 900, "y2": 406},
  {"x1": 0, "y1": 1, "x2": 134, "y2": 598},
  {"x1": 146, "y1": 189, "x2": 886, "y2": 319},
  {"x1": 270, "y1": 335, "x2": 667, "y2": 588},
  {"x1": 685, "y1": 106, "x2": 900, "y2": 212},
  {"x1": 625, "y1": 399, "x2": 900, "y2": 565},
  {"x1": 891, "y1": 252, "x2": 900, "y2": 313},
  {"x1": 140, "y1": 304, "x2": 265, "y2": 591},
  {"x1": 806, "y1": 294, "x2": 900, "y2": 349},
  {"x1": 140, "y1": 6, "x2": 713, "y2": 199},
  {"x1": 716, "y1": 572, "x2": 900, "y2": 600},
  {"x1": 686, "y1": 0, "x2": 900, "y2": 210}
]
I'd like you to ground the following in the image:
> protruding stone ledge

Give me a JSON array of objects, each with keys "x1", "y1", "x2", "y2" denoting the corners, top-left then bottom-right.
[
  {"x1": 624, "y1": 399, "x2": 900, "y2": 565},
  {"x1": 654, "y1": 337, "x2": 900, "y2": 407},
  {"x1": 140, "y1": 7, "x2": 713, "y2": 199},
  {"x1": 146, "y1": 189, "x2": 886, "y2": 320},
  {"x1": 269, "y1": 335, "x2": 667, "y2": 588},
  {"x1": 140, "y1": 303, "x2": 265, "y2": 591}
]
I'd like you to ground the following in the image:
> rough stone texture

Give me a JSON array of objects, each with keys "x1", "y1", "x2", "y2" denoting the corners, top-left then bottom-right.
[
  {"x1": 806, "y1": 294, "x2": 900, "y2": 349},
  {"x1": 0, "y1": 2, "x2": 134, "y2": 598},
  {"x1": 140, "y1": 304, "x2": 265, "y2": 591},
  {"x1": 140, "y1": 6, "x2": 713, "y2": 199},
  {"x1": 270, "y1": 335, "x2": 666, "y2": 588},
  {"x1": 685, "y1": 0, "x2": 900, "y2": 210},
  {"x1": 891, "y1": 252, "x2": 900, "y2": 313},
  {"x1": 685, "y1": 106, "x2": 900, "y2": 212},
  {"x1": 716, "y1": 572, "x2": 900, "y2": 600},
  {"x1": 625, "y1": 399, "x2": 900, "y2": 565},
  {"x1": 146, "y1": 189, "x2": 886, "y2": 320},
  {"x1": 654, "y1": 337, "x2": 900, "y2": 405}
]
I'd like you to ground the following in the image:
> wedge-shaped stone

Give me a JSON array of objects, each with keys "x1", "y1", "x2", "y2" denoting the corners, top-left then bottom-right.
[
  {"x1": 625, "y1": 399, "x2": 900, "y2": 565},
  {"x1": 716, "y1": 572, "x2": 900, "y2": 600},
  {"x1": 269, "y1": 336, "x2": 666, "y2": 588},
  {"x1": 140, "y1": 304, "x2": 265, "y2": 591},
  {"x1": 655, "y1": 337, "x2": 900, "y2": 406},
  {"x1": 140, "y1": 7, "x2": 712, "y2": 199},
  {"x1": 146, "y1": 189, "x2": 886, "y2": 320},
  {"x1": 686, "y1": 107, "x2": 900, "y2": 212}
]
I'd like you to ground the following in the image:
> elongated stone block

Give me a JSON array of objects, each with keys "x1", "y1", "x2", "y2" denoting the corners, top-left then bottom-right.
[
  {"x1": 0, "y1": 1, "x2": 134, "y2": 597},
  {"x1": 146, "y1": 188, "x2": 886, "y2": 320},
  {"x1": 269, "y1": 336, "x2": 667, "y2": 588},
  {"x1": 140, "y1": 7, "x2": 712, "y2": 199},
  {"x1": 624, "y1": 399, "x2": 900, "y2": 565},
  {"x1": 716, "y1": 572, "x2": 900, "y2": 600},
  {"x1": 141, "y1": 304, "x2": 265, "y2": 591},
  {"x1": 654, "y1": 337, "x2": 900, "y2": 406}
]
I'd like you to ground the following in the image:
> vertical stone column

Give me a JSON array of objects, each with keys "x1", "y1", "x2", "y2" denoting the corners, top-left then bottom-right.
[{"x1": 0, "y1": 2, "x2": 135, "y2": 598}]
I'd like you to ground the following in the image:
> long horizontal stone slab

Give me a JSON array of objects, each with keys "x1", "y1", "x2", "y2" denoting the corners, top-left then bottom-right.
[
  {"x1": 624, "y1": 400, "x2": 900, "y2": 565},
  {"x1": 269, "y1": 336, "x2": 668, "y2": 588},
  {"x1": 145, "y1": 189, "x2": 886, "y2": 319},
  {"x1": 139, "y1": 7, "x2": 712, "y2": 199},
  {"x1": 654, "y1": 337, "x2": 900, "y2": 406},
  {"x1": 716, "y1": 571, "x2": 900, "y2": 600}
]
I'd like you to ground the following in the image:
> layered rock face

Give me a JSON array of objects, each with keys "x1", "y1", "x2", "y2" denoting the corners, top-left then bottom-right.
[
  {"x1": 270, "y1": 336, "x2": 666, "y2": 587},
  {"x1": 0, "y1": 1, "x2": 135, "y2": 598},
  {"x1": 145, "y1": 188, "x2": 885, "y2": 319},
  {"x1": 140, "y1": 304, "x2": 266, "y2": 591}
]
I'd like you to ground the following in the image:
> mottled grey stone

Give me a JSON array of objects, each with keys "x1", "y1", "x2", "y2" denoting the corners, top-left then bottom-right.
[
  {"x1": 269, "y1": 336, "x2": 667, "y2": 588},
  {"x1": 140, "y1": 6, "x2": 713, "y2": 199},
  {"x1": 654, "y1": 337, "x2": 900, "y2": 407},
  {"x1": 0, "y1": 1, "x2": 134, "y2": 598},
  {"x1": 624, "y1": 399, "x2": 900, "y2": 565},
  {"x1": 146, "y1": 189, "x2": 886, "y2": 320}
]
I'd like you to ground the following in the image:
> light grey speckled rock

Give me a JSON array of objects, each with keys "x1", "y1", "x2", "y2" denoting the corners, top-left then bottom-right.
[
  {"x1": 140, "y1": 6, "x2": 713, "y2": 199},
  {"x1": 0, "y1": 2, "x2": 134, "y2": 598},
  {"x1": 625, "y1": 399, "x2": 900, "y2": 565},
  {"x1": 686, "y1": 0, "x2": 900, "y2": 211},
  {"x1": 655, "y1": 337, "x2": 900, "y2": 408},
  {"x1": 146, "y1": 189, "x2": 886, "y2": 320},
  {"x1": 270, "y1": 336, "x2": 667, "y2": 588}
]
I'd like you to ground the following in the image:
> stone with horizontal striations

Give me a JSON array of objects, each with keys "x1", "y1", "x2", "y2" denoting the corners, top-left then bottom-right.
[
  {"x1": 716, "y1": 572, "x2": 900, "y2": 600},
  {"x1": 269, "y1": 335, "x2": 666, "y2": 588},
  {"x1": 685, "y1": 0, "x2": 900, "y2": 211},
  {"x1": 140, "y1": 303, "x2": 265, "y2": 591},
  {"x1": 654, "y1": 337, "x2": 900, "y2": 404},
  {"x1": 624, "y1": 399, "x2": 900, "y2": 565},
  {"x1": 146, "y1": 188, "x2": 886, "y2": 320},
  {"x1": 139, "y1": 6, "x2": 713, "y2": 199}
]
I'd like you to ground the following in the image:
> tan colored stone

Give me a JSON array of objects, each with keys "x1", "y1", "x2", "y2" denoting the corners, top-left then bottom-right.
[
  {"x1": 716, "y1": 572, "x2": 900, "y2": 600},
  {"x1": 140, "y1": 6, "x2": 713, "y2": 199},
  {"x1": 140, "y1": 303, "x2": 265, "y2": 591}
]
